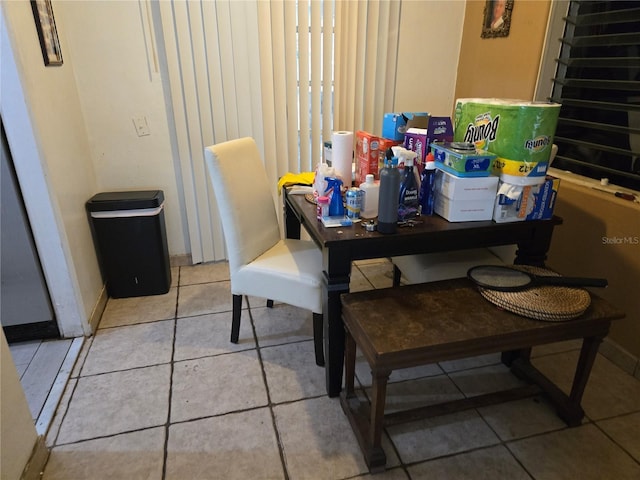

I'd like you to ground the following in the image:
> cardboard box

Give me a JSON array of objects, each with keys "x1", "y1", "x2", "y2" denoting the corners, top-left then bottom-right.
[
  {"x1": 382, "y1": 112, "x2": 429, "y2": 141},
  {"x1": 431, "y1": 142, "x2": 496, "y2": 177},
  {"x1": 434, "y1": 195, "x2": 496, "y2": 222},
  {"x1": 433, "y1": 169, "x2": 498, "y2": 222},
  {"x1": 435, "y1": 168, "x2": 499, "y2": 200},
  {"x1": 493, "y1": 176, "x2": 560, "y2": 223},
  {"x1": 403, "y1": 117, "x2": 454, "y2": 167},
  {"x1": 355, "y1": 131, "x2": 401, "y2": 184}
]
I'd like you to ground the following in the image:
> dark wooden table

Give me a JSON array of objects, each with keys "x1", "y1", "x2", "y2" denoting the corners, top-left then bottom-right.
[
  {"x1": 283, "y1": 189, "x2": 563, "y2": 397},
  {"x1": 340, "y1": 278, "x2": 625, "y2": 472}
]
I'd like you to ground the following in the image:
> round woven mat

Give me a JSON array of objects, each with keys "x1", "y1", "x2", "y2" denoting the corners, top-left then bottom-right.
[
  {"x1": 478, "y1": 265, "x2": 591, "y2": 322},
  {"x1": 304, "y1": 193, "x2": 317, "y2": 204}
]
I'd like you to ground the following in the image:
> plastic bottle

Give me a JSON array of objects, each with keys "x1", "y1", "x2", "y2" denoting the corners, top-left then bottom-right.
[
  {"x1": 398, "y1": 154, "x2": 419, "y2": 221},
  {"x1": 325, "y1": 177, "x2": 344, "y2": 217},
  {"x1": 316, "y1": 196, "x2": 329, "y2": 219},
  {"x1": 419, "y1": 152, "x2": 436, "y2": 216},
  {"x1": 377, "y1": 148, "x2": 400, "y2": 234},
  {"x1": 359, "y1": 174, "x2": 380, "y2": 219}
]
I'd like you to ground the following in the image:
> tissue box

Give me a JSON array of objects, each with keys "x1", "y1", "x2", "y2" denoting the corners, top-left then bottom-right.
[
  {"x1": 355, "y1": 132, "x2": 401, "y2": 184},
  {"x1": 431, "y1": 142, "x2": 496, "y2": 177},
  {"x1": 434, "y1": 169, "x2": 498, "y2": 222},
  {"x1": 493, "y1": 176, "x2": 560, "y2": 223},
  {"x1": 382, "y1": 112, "x2": 429, "y2": 141},
  {"x1": 403, "y1": 117, "x2": 454, "y2": 166}
]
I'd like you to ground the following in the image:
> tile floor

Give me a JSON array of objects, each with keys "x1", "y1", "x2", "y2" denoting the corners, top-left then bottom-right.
[{"x1": 39, "y1": 259, "x2": 640, "y2": 479}]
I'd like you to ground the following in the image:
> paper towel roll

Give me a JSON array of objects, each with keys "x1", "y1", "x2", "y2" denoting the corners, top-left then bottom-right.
[
  {"x1": 332, "y1": 131, "x2": 354, "y2": 186},
  {"x1": 453, "y1": 99, "x2": 560, "y2": 177}
]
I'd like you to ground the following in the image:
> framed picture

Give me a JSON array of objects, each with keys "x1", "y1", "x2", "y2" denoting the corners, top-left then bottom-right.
[
  {"x1": 482, "y1": 0, "x2": 514, "y2": 39},
  {"x1": 31, "y1": 0, "x2": 63, "y2": 66}
]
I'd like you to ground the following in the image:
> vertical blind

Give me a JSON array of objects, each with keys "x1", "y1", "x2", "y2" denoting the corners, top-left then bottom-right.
[
  {"x1": 158, "y1": 0, "x2": 401, "y2": 263},
  {"x1": 549, "y1": 0, "x2": 640, "y2": 191}
]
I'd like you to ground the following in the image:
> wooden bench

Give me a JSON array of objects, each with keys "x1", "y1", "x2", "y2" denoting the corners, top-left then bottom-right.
[{"x1": 339, "y1": 278, "x2": 625, "y2": 473}]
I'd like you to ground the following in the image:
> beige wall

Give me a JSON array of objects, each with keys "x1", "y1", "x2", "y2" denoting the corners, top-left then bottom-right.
[
  {"x1": 455, "y1": 0, "x2": 551, "y2": 103},
  {"x1": 455, "y1": 0, "x2": 639, "y2": 358},
  {"x1": 1, "y1": 331, "x2": 39, "y2": 480},
  {"x1": 547, "y1": 180, "x2": 640, "y2": 358}
]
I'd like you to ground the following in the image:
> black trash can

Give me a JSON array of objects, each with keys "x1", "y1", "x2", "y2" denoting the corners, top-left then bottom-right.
[{"x1": 87, "y1": 190, "x2": 171, "y2": 298}]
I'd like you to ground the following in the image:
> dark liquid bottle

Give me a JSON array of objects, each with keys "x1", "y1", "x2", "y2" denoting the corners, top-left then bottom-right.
[
  {"x1": 398, "y1": 156, "x2": 419, "y2": 221},
  {"x1": 378, "y1": 148, "x2": 400, "y2": 234}
]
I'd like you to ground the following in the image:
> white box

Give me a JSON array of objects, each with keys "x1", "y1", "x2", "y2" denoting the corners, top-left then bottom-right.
[
  {"x1": 435, "y1": 168, "x2": 499, "y2": 200},
  {"x1": 434, "y1": 195, "x2": 495, "y2": 222}
]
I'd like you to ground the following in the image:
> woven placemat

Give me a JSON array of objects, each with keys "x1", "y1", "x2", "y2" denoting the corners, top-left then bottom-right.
[
  {"x1": 304, "y1": 193, "x2": 317, "y2": 204},
  {"x1": 478, "y1": 265, "x2": 591, "y2": 322}
]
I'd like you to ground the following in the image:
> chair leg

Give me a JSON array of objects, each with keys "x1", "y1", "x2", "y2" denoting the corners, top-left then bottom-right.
[
  {"x1": 266, "y1": 299, "x2": 274, "y2": 308},
  {"x1": 313, "y1": 312, "x2": 325, "y2": 367},
  {"x1": 392, "y1": 264, "x2": 402, "y2": 287},
  {"x1": 230, "y1": 294, "x2": 243, "y2": 343}
]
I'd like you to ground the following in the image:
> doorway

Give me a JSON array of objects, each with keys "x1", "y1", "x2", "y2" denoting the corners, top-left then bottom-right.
[{"x1": 1, "y1": 122, "x2": 59, "y2": 343}]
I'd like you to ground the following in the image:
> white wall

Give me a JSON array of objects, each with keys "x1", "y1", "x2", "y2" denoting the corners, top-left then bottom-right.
[
  {"x1": 57, "y1": 0, "x2": 188, "y2": 257},
  {"x1": 1, "y1": 1, "x2": 98, "y2": 337},
  {"x1": 394, "y1": 0, "x2": 465, "y2": 116}
]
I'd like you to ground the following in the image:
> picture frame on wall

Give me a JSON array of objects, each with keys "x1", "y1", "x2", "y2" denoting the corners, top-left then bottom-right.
[
  {"x1": 482, "y1": 0, "x2": 514, "y2": 39},
  {"x1": 31, "y1": 0, "x2": 63, "y2": 66}
]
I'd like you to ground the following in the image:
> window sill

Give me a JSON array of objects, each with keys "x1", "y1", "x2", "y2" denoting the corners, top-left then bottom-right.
[{"x1": 548, "y1": 167, "x2": 639, "y2": 204}]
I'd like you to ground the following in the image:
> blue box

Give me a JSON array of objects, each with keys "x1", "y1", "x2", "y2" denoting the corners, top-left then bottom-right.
[
  {"x1": 493, "y1": 176, "x2": 560, "y2": 223},
  {"x1": 430, "y1": 142, "x2": 496, "y2": 177},
  {"x1": 382, "y1": 112, "x2": 429, "y2": 141}
]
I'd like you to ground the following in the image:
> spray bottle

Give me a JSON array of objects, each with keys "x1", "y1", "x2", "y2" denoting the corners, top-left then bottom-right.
[
  {"x1": 419, "y1": 151, "x2": 436, "y2": 216},
  {"x1": 396, "y1": 147, "x2": 419, "y2": 221},
  {"x1": 377, "y1": 148, "x2": 400, "y2": 234},
  {"x1": 324, "y1": 177, "x2": 344, "y2": 217}
]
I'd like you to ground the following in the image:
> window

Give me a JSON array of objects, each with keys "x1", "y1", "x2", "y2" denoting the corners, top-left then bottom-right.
[{"x1": 548, "y1": 0, "x2": 640, "y2": 191}]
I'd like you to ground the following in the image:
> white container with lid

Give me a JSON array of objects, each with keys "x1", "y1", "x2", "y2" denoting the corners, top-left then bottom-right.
[{"x1": 359, "y1": 174, "x2": 380, "y2": 219}]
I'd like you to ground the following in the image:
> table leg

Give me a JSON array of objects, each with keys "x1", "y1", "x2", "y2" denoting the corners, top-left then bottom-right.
[
  {"x1": 560, "y1": 335, "x2": 604, "y2": 426},
  {"x1": 344, "y1": 328, "x2": 356, "y2": 397},
  {"x1": 323, "y1": 270, "x2": 350, "y2": 397},
  {"x1": 515, "y1": 221, "x2": 556, "y2": 266},
  {"x1": 368, "y1": 368, "x2": 390, "y2": 472},
  {"x1": 283, "y1": 190, "x2": 301, "y2": 240}
]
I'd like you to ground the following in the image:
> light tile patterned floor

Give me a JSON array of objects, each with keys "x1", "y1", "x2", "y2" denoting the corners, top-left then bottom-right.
[{"x1": 40, "y1": 259, "x2": 640, "y2": 479}]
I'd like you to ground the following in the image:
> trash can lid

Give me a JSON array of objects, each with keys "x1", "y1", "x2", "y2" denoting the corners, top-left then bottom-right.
[{"x1": 87, "y1": 190, "x2": 164, "y2": 212}]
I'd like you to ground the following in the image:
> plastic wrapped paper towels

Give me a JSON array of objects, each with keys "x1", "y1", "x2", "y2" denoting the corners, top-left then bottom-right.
[{"x1": 453, "y1": 98, "x2": 561, "y2": 179}]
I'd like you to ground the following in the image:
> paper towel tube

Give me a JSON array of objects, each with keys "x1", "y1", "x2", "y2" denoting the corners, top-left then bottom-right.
[{"x1": 332, "y1": 131, "x2": 354, "y2": 186}]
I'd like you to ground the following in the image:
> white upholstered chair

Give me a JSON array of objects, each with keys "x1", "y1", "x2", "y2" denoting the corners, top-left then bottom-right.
[{"x1": 204, "y1": 137, "x2": 324, "y2": 366}]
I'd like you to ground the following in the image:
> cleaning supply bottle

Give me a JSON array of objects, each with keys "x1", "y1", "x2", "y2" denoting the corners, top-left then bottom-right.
[
  {"x1": 377, "y1": 148, "x2": 400, "y2": 234},
  {"x1": 359, "y1": 174, "x2": 379, "y2": 219},
  {"x1": 398, "y1": 151, "x2": 419, "y2": 221},
  {"x1": 419, "y1": 151, "x2": 436, "y2": 216},
  {"x1": 325, "y1": 177, "x2": 344, "y2": 217}
]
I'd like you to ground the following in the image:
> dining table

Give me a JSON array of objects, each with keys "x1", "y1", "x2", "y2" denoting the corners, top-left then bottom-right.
[{"x1": 283, "y1": 187, "x2": 563, "y2": 397}]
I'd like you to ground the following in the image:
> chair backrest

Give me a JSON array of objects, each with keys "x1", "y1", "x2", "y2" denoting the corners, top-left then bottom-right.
[{"x1": 205, "y1": 137, "x2": 281, "y2": 276}]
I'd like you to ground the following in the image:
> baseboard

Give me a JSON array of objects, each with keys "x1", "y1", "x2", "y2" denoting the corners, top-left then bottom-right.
[
  {"x1": 88, "y1": 284, "x2": 109, "y2": 333},
  {"x1": 170, "y1": 253, "x2": 192, "y2": 267},
  {"x1": 600, "y1": 337, "x2": 640, "y2": 380},
  {"x1": 21, "y1": 435, "x2": 49, "y2": 480}
]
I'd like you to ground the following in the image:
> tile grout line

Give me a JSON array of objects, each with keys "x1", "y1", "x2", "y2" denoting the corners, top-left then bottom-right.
[
  {"x1": 161, "y1": 265, "x2": 182, "y2": 480},
  {"x1": 246, "y1": 295, "x2": 291, "y2": 480}
]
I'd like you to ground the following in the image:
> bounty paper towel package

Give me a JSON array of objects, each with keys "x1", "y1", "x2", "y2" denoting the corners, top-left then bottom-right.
[
  {"x1": 493, "y1": 176, "x2": 560, "y2": 223},
  {"x1": 453, "y1": 99, "x2": 560, "y2": 178}
]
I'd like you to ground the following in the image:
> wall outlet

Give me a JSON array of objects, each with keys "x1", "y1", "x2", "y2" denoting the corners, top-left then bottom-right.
[{"x1": 132, "y1": 116, "x2": 150, "y2": 136}]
